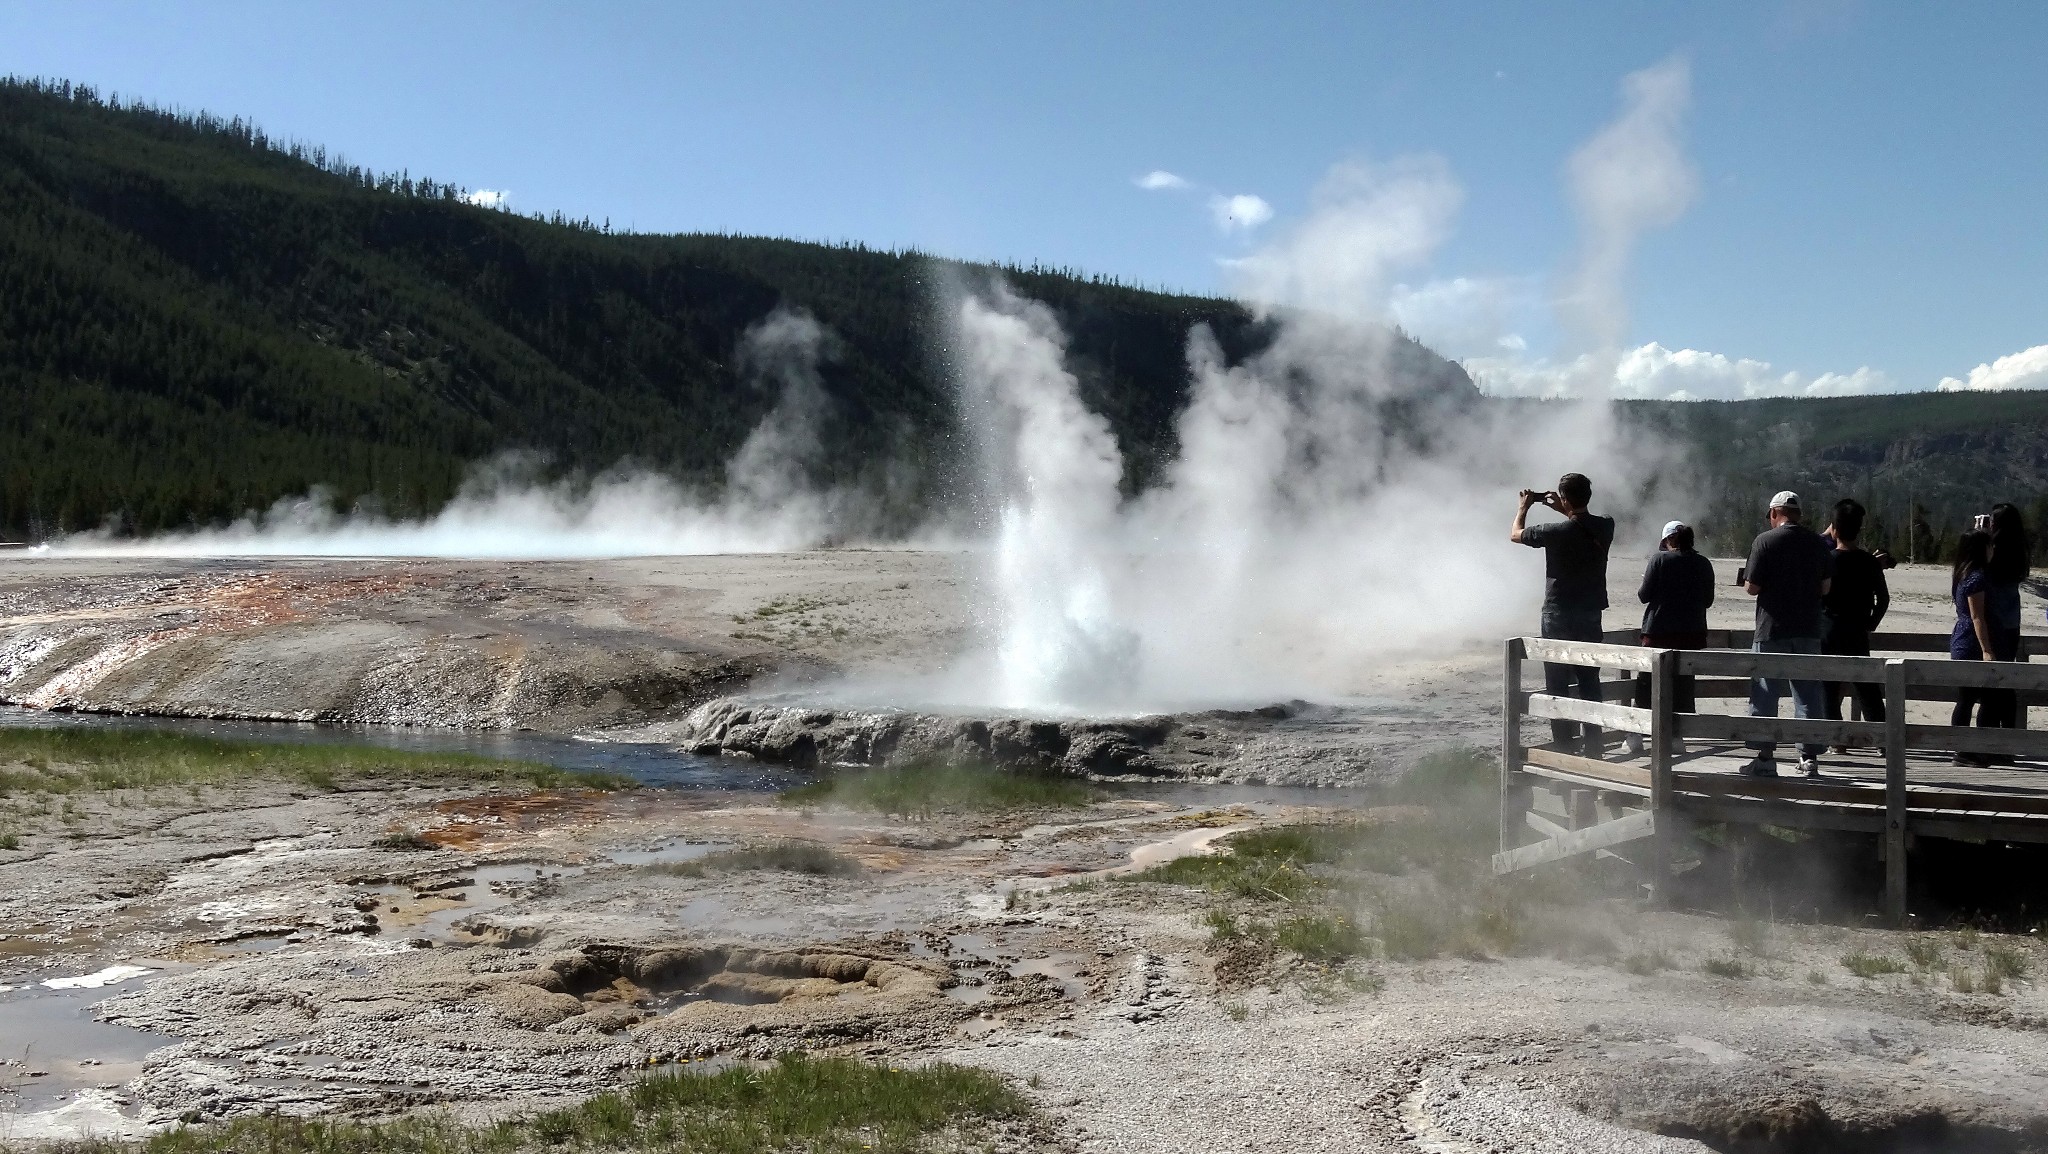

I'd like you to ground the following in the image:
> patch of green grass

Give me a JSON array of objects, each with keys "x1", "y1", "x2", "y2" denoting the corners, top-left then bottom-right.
[
  {"x1": 1221, "y1": 998, "x2": 1249, "y2": 1021},
  {"x1": 51, "y1": 1054, "x2": 1030, "y2": 1154},
  {"x1": 1201, "y1": 908, "x2": 1243, "y2": 942},
  {"x1": 1951, "y1": 963, "x2": 1978, "y2": 993},
  {"x1": 777, "y1": 754, "x2": 1095, "y2": 817},
  {"x1": 0, "y1": 728, "x2": 620, "y2": 796},
  {"x1": 0, "y1": 831, "x2": 18, "y2": 851},
  {"x1": 1985, "y1": 945, "x2": 2031, "y2": 984},
  {"x1": 649, "y1": 841, "x2": 862, "y2": 878},
  {"x1": 1841, "y1": 951, "x2": 1908, "y2": 979},
  {"x1": 1274, "y1": 913, "x2": 1367, "y2": 962},
  {"x1": 1137, "y1": 845, "x2": 1319, "y2": 903},
  {"x1": 1806, "y1": 969, "x2": 1828, "y2": 986},
  {"x1": 1905, "y1": 938, "x2": 1945, "y2": 970},
  {"x1": 1702, "y1": 957, "x2": 1751, "y2": 979}
]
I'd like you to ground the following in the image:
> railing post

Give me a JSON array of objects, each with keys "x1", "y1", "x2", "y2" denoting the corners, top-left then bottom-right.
[
  {"x1": 1501, "y1": 637, "x2": 1526, "y2": 854},
  {"x1": 1649, "y1": 647, "x2": 1678, "y2": 906},
  {"x1": 1883, "y1": 659, "x2": 1909, "y2": 927}
]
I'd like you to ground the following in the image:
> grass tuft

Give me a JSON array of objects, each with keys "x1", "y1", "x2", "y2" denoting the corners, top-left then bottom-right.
[
  {"x1": 43, "y1": 1054, "x2": 1030, "y2": 1154},
  {"x1": 1841, "y1": 951, "x2": 1909, "y2": 979},
  {"x1": 1905, "y1": 938, "x2": 1945, "y2": 970},
  {"x1": 777, "y1": 754, "x2": 1095, "y2": 816},
  {"x1": 0, "y1": 728, "x2": 621, "y2": 795},
  {"x1": 1701, "y1": 957, "x2": 1751, "y2": 979},
  {"x1": 1984, "y1": 945, "x2": 2031, "y2": 984}
]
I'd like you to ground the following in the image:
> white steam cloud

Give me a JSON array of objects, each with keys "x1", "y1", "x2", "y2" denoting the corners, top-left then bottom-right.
[
  {"x1": 1229, "y1": 158, "x2": 1463, "y2": 322},
  {"x1": 463, "y1": 188, "x2": 510, "y2": 209},
  {"x1": 937, "y1": 153, "x2": 1661, "y2": 713},
  {"x1": 42, "y1": 306, "x2": 869, "y2": 559},
  {"x1": 1555, "y1": 55, "x2": 1697, "y2": 395}
]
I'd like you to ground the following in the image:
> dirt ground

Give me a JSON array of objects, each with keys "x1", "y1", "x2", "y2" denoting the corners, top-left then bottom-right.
[{"x1": 3, "y1": 551, "x2": 2048, "y2": 1149}]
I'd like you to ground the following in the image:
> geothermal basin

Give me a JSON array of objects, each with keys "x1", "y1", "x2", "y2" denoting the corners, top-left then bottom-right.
[{"x1": 2, "y1": 552, "x2": 2047, "y2": 1151}]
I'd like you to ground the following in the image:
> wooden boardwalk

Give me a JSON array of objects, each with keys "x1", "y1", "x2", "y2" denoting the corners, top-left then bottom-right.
[{"x1": 1495, "y1": 631, "x2": 2048, "y2": 923}]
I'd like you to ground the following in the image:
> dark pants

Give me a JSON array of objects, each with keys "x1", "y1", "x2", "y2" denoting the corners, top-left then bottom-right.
[
  {"x1": 1542, "y1": 607, "x2": 1605, "y2": 750},
  {"x1": 1959, "y1": 627, "x2": 2023, "y2": 733},
  {"x1": 1633, "y1": 630, "x2": 1705, "y2": 713},
  {"x1": 1823, "y1": 627, "x2": 1886, "y2": 724}
]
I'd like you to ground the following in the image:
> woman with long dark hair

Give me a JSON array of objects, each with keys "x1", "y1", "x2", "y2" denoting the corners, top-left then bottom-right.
[
  {"x1": 1950, "y1": 529, "x2": 1999, "y2": 766},
  {"x1": 1980, "y1": 504, "x2": 2031, "y2": 749}
]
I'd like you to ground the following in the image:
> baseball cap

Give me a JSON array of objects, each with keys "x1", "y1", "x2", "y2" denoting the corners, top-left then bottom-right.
[
  {"x1": 1769, "y1": 491, "x2": 1800, "y2": 511},
  {"x1": 1661, "y1": 520, "x2": 1687, "y2": 540}
]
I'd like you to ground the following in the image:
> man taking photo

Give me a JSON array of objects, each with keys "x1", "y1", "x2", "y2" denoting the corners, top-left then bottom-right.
[
  {"x1": 1741, "y1": 490, "x2": 1835, "y2": 778},
  {"x1": 1512, "y1": 473, "x2": 1615, "y2": 756}
]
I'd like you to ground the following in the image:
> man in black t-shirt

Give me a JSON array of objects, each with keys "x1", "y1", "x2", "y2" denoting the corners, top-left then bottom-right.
[
  {"x1": 1513, "y1": 473, "x2": 1617, "y2": 755},
  {"x1": 1822, "y1": 498, "x2": 1890, "y2": 730},
  {"x1": 1741, "y1": 490, "x2": 1835, "y2": 778}
]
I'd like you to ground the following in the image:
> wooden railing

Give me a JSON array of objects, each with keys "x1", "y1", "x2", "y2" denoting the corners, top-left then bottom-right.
[{"x1": 1497, "y1": 634, "x2": 2048, "y2": 923}]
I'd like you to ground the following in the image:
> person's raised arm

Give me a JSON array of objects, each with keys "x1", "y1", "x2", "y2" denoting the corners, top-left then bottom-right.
[{"x1": 1511, "y1": 490, "x2": 1545, "y2": 544}]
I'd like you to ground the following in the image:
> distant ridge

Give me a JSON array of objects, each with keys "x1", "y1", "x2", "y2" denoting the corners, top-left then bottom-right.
[{"x1": 0, "y1": 77, "x2": 1473, "y2": 539}]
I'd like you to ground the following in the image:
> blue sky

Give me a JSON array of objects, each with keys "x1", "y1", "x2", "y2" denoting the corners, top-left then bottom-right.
[{"x1": 3, "y1": 0, "x2": 2044, "y2": 397}]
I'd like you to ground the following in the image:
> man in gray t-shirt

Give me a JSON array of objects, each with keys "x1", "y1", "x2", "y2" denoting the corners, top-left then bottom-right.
[{"x1": 1741, "y1": 490, "x2": 1836, "y2": 778}]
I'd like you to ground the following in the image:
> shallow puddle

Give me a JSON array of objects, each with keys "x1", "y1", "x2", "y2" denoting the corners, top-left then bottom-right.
[
  {"x1": 1009, "y1": 954, "x2": 1094, "y2": 1000},
  {"x1": 0, "y1": 975, "x2": 174, "y2": 1114}
]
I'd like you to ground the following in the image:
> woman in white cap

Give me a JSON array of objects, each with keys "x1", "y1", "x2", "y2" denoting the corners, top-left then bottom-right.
[{"x1": 1629, "y1": 520, "x2": 1716, "y2": 753}]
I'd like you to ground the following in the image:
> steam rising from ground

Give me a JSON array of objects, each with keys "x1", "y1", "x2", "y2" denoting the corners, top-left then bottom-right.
[
  {"x1": 39, "y1": 60, "x2": 1697, "y2": 718},
  {"x1": 43, "y1": 307, "x2": 871, "y2": 559}
]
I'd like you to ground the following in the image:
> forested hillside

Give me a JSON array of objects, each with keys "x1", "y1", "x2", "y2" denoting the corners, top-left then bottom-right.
[
  {"x1": 0, "y1": 78, "x2": 1477, "y2": 539},
  {"x1": 0, "y1": 77, "x2": 2040, "y2": 555},
  {"x1": 1619, "y1": 392, "x2": 2048, "y2": 559}
]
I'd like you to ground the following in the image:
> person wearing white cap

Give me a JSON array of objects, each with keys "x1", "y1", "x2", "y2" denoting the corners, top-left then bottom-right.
[
  {"x1": 1740, "y1": 490, "x2": 1836, "y2": 777},
  {"x1": 1629, "y1": 520, "x2": 1716, "y2": 754}
]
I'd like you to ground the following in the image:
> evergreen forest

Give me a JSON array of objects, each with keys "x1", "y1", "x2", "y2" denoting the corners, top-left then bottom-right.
[{"x1": 0, "y1": 77, "x2": 2041, "y2": 557}]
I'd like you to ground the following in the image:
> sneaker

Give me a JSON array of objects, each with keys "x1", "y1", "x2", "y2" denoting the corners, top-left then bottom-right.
[
  {"x1": 1624, "y1": 734, "x2": 1645, "y2": 757},
  {"x1": 1738, "y1": 756, "x2": 1778, "y2": 778},
  {"x1": 1798, "y1": 755, "x2": 1821, "y2": 778}
]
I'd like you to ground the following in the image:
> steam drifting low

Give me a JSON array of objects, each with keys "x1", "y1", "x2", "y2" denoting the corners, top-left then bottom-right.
[{"x1": 36, "y1": 58, "x2": 1708, "y2": 715}]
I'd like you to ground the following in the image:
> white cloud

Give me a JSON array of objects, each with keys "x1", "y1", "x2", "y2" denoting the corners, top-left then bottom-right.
[
  {"x1": 1209, "y1": 193, "x2": 1274, "y2": 234},
  {"x1": 1938, "y1": 343, "x2": 2048, "y2": 392},
  {"x1": 463, "y1": 188, "x2": 510, "y2": 209},
  {"x1": 1133, "y1": 170, "x2": 1189, "y2": 191},
  {"x1": 1466, "y1": 341, "x2": 1901, "y2": 401}
]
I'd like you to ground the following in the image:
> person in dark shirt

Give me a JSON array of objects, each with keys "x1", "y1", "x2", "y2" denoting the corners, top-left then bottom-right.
[
  {"x1": 1512, "y1": 472, "x2": 1616, "y2": 755},
  {"x1": 1821, "y1": 498, "x2": 1891, "y2": 734},
  {"x1": 1740, "y1": 490, "x2": 1835, "y2": 778},
  {"x1": 1978, "y1": 503, "x2": 2031, "y2": 753},
  {"x1": 1951, "y1": 529, "x2": 2000, "y2": 767},
  {"x1": 1631, "y1": 521, "x2": 1715, "y2": 737}
]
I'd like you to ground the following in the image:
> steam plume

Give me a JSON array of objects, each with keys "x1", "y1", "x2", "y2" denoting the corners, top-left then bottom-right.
[
  {"x1": 1556, "y1": 55, "x2": 1697, "y2": 394},
  {"x1": 42, "y1": 306, "x2": 866, "y2": 558}
]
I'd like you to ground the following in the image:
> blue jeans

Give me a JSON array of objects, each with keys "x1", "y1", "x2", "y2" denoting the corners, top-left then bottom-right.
[
  {"x1": 1748, "y1": 635, "x2": 1826, "y2": 758},
  {"x1": 1541, "y1": 607, "x2": 1605, "y2": 750}
]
